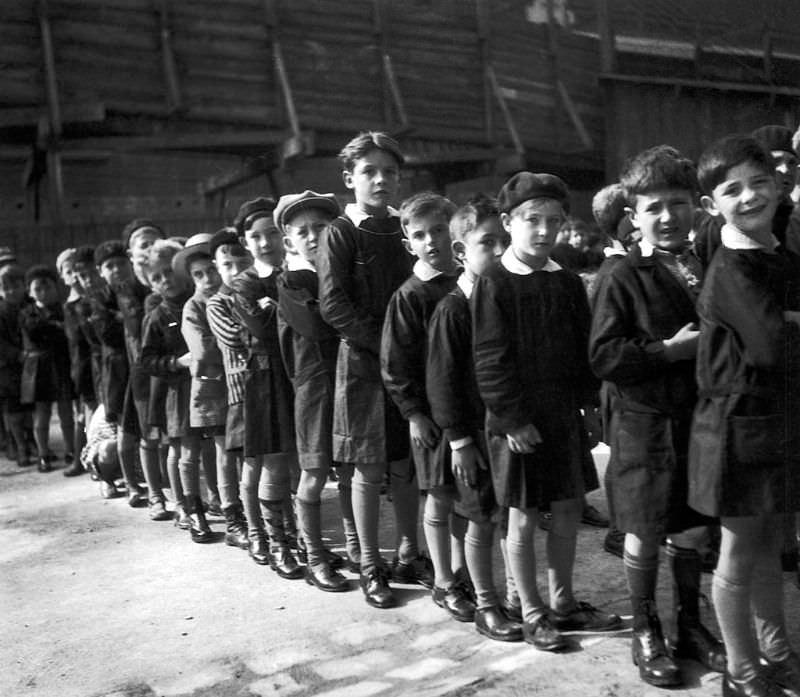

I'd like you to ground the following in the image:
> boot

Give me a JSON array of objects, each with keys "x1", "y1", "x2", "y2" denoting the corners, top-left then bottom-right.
[
  {"x1": 668, "y1": 545, "x2": 726, "y2": 673},
  {"x1": 261, "y1": 498, "x2": 303, "y2": 580},
  {"x1": 187, "y1": 496, "x2": 214, "y2": 544},
  {"x1": 223, "y1": 505, "x2": 249, "y2": 549},
  {"x1": 248, "y1": 529, "x2": 270, "y2": 565},
  {"x1": 173, "y1": 500, "x2": 191, "y2": 530},
  {"x1": 631, "y1": 599, "x2": 682, "y2": 687}
]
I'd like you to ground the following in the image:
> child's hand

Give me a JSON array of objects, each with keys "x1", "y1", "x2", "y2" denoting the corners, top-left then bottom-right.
[
  {"x1": 409, "y1": 413, "x2": 441, "y2": 450},
  {"x1": 784, "y1": 310, "x2": 800, "y2": 327},
  {"x1": 176, "y1": 352, "x2": 192, "y2": 368},
  {"x1": 663, "y1": 322, "x2": 699, "y2": 361},
  {"x1": 257, "y1": 296, "x2": 275, "y2": 310},
  {"x1": 451, "y1": 442, "x2": 487, "y2": 488},
  {"x1": 582, "y1": 408, "x2": 601, "y2": 449},
  {"x1": 506, "y1": 424, "x2": 542, "y2": 454}
]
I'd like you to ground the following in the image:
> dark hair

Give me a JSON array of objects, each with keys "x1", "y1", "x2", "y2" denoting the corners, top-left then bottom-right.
[
  {"x1": 398, "y1": 191, "x2": 456, "y2": 230},
  {"x1": 73, "y1": 245, "x2": 95, "y2": 266},
  {"x1": 338, "y1": 131, "x2": 404, "y2": 172},
  {"x1": 121, "y1": 218, "x2": 164, "y2": 249},
  {"x1": 449, "y1": 193, "x2": 500, "y2": 242},
  {"x1": 25, "y1": 264, "x2": 59, "y2": 287},
  {"x1": 0, "y1": 264, "x2": 25, "y2": 285},
  {"x1": 591, "y1": 183, "x2": 628, "y2": 238},
  {"x1": 620, "y1": 145, "x2": 698, "y2": 205},
  {"x1": 697, "y1": 134, "x2": 775, "y2": 195}
]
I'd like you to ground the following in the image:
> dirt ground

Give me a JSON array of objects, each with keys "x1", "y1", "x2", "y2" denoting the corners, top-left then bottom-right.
[{"x1": 3, "y1": 424, "x2": 799, "y2": 697}]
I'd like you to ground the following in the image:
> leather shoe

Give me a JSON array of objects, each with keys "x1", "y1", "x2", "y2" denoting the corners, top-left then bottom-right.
[
  {"x1": 391, "y1": 554, "x2": 435, "y2": 588},
  {"x1": 760, "y1": 653, "x2": 800, "y2": 695},
  {"x1": 248, "y1": 532, "x2": 270, "y2": 565},
  {"x1": 671, "y1": 623, "x2": 726, "y2": 673},
  {"x1": 475, "y1": 606, "x2": 523, "y2": 642},
  {"x1": 148, "y1": 497, "x2": 172, "y2": 522},
  {"x1": 632, "y1": 620, "x2": 682, "y2": 687},
  {"x1": 269, "y1": 546, "x2": 303, "y2": 579},
  {"x1": 305, "y1": 564, "x2": 350, "y2": 593},
  {"x1": 360, "y1": 566, "x2": 396, "y2": 609},
  {"x1": 722, "y1": 672, "x2": 785, "y2": 697},
  {"x1": 38, "y1": 457, "x2": 52, "y2": 473},
  {"x1": 501, "y1": 600, "x2": 523, "y2": 623},
  {"x1": 173, "y1": 503, "x2": 191, "y2": 530},
  {"x1": 432, "y1": 584, "x2": 475, "y2": 623},
  {"x1": 62, "y1": 460, "x2": 84, "y2": 477},
  {"x1": 551, "y1": 600, "x2": 622, "y2": 632},
  {"x1": 522, "y1": 612, "x2": 571, "y2": 652}
]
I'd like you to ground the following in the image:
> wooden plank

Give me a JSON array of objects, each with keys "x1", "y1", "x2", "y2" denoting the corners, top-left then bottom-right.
[
  {"x1": 61, "y1": 129, "x2": 301, "y2": 152},
  {"x1": 556, "y1": 80, "x2": 594, "y2": 150},
  {"x1": 199, "y1": 155, "x2": 279, "y2": 196},
  {"x1": 263, "y1": 0, "x2": 302, "y2": 139},
  {"x1": 157, "y1": 0, "x2": 183, "y2": 115},
  {"x1": 0, "y1": 102, "x2": 105, "y2": 128},
  {"x1": 485, "y1": 65, "x2": 524, "y2": 154},
  {"x1": 600, "y1": 72, "x2": 800, "y2": 97}
]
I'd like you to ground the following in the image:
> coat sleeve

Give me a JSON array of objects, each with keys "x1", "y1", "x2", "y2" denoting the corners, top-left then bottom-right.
[
  {"x1": 206, "y1": 295, "x2": 246, "y2": 353},
  {"x1": 141, "y1": 309, "x2": 181, "y2": 377},
  {"x1": 317, "y1": 221, "x2": 381, "y2": 354},
  {"x1": 181, "y1": 299, "x2": 223, "y2": 379},
  {"x1": 230, "y1": 269, "x2": 278, "y2": 346}
]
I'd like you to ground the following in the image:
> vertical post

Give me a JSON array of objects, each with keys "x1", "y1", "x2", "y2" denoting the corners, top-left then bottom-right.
[
  {"x1": 546, "y1": 0, "x2": 561, "y2": 150},
  {"x1": 597, "y1": 0, "x2": 616, "y2": 73},
  {"x1": 264, "y1": 0, "x2": 301, "y2": 140},
  {"x1": 476, "y1": 0, "x2": 493, "y2": 144},
  {"x1": 373, "y1": 0, "x2": 392, "y2": 128},
  {"x1": 158, "y1": 0, "x2": 182, "y2": 115}
]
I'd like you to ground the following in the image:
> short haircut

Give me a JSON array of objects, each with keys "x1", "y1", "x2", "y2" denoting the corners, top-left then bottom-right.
[
  {"x1": 0, "y1": 264, "x2": 25, "y2": 285},
  {"x1": 338, "y1": 131, "x2": 404, "y2": 171},
  {"x1": 55, "y1": 248, "x2": 76, "y2": 273},
  {"x1": 620, "y1": 145, "x2": 699, "y2": 205},
  {"x1": 25, "y1": 264, "x2": 59, "y2": 287},
  {"x1": 73, "y1": 245, "x2": 95, "y2": 267},
  {"x1": 398, "y1": 191, "x2": 456, "y2": 231},
  {"x1": 449, "y1": 193, "x2": 500, "y2": 242},
  {"x1": 591, "y1": 183, "x2": 627, "y2": 238},
  {"x1": 143, "y1": 239, "x2": 183, "y2": 273},
  {"x1": 697, "y1": 134, "x2": 775, "y2": 195}
]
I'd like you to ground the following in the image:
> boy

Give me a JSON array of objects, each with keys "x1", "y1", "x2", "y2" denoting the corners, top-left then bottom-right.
[
  {"x1": 123, "y1": 219, "x2": 165, "y2": 288},
  {"x1": 318, "y1": 131, "x2": 432, "y2": 609},
  {"x1": 176, "y1": 233, "x2": 247, "y2": 549},
  {"x1": 229, "y1": 197, "x2": 302, "y2": 580},
  {"x1": 381, "y1": 192, "x2": 470, "y2": 619},
  {"x1": 690, "y1": 134, "x2": 800, "y2": 697},
  {"x1": 426, "y1": 195, "x2": 522, "y2": 641},
  {"x1": 275, "y1": 190, "x2": 349, "y2": 592},
  {"x1": 589, "y1": 146, "x2": 725, "y2": 687},
  {"x1": 472, "y1": 172, "x2": 620, "y2": 650}
]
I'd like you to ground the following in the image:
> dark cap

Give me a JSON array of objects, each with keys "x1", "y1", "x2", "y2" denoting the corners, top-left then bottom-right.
[
  {"x1": 751, "y1": 125, "x2": 793, "y2": 154},
  {"x1": 94, "y1": 240, "x2": 128, "y2": 267},
  {"x1": 208, "y1": 227, "x2": 242, "y2": 258},
  {"x1": 0, "y1": 246, "x2": 16, "y2": 266},
  {"x1": 274, "y1": 190, "x2": 339, "y2": 232},
  {"x1": 234, "y1": 197, "x2": 277, "y2": 237},
  {"x1": 497, "y1": 172, "x2": 570, "y2": 215},
  {"x1": 121, "y1": 218, "x2": 164, "y2": 249}
]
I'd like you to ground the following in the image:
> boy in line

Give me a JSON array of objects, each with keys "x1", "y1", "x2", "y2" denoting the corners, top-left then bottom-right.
[
  {"x1": 318, "y1": 131, "x2": 433, "y2": 609},
  {"x1": 381, "y1": 192, "x2": 472, "y2": 620},
  {"x1": 589, "y1": 146, "x2": 725, "y2": 688},
  {"x1": 690, "y1": 135, "x2": 800, "y2": 697},
  {"x1": 426, "y1": 195, "x2": 522, "y2": 641}
]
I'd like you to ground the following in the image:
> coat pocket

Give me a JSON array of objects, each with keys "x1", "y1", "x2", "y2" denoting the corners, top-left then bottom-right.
[
  {"x1": 728, "y1": 414, "x2": 785, "y2": 468},
  {"x1": 613, "y1": 410, "x2": 674, "y2": 477}
]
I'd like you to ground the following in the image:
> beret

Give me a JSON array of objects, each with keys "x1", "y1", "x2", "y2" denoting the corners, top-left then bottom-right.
[
  {"x1": 208, "y1": 227, "x2": 241, "y2": 258},
  {"x1": 234, "y1": 197, "x2": 277, "y2": 237},
  {"x1": 121, "y1": 218, "x2": 164, "y2": 249},
  {"x1": 497, "y1": 171, "x2": 570, "y2": 214},
  {"x1": 751, "y1": 125, "x2": 793, "y2": 154},
  {"x1": 173, "y1": 232, "x2": 213, "y2": 279},
  {"x1": 94, "y1": 240, "x2": 128, "y2": 267},
  {"x1": 273, "y1": 190, "x2": 340, "y2": 231}
]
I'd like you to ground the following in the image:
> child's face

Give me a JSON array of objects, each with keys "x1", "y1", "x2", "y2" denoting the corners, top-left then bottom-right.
[
  {"x1": 242, "y1": 218, "x2": 284, "y2": 268},
  {"x1": 283, "y1": 209, "x2": 329, "y2": 266},
  {"x1": 74, "y1": 261, "x2": 104, "y2": 294},
  {"x1": 343, "y1": 149, "x2": 400, "y2": 214},
  {"x1": 60, "y1": 260, "x2": 77, "y2": 289},
  {"x1": 146, "y1": 259, "x2": 186, "y2": 300},
  {"x1": 501, "y1": 198, "x2": 564, "y2": 265},
  {"x1": 29, "y1": 277, "x2": 57, "y2": 306},
  {"x1": 702, "y1": 161, "x2": 778, "y2": 236},
  {"x1": 98, "y1": 256, "x2": 133, "y2": 289},
  {"x1": 455, "y1": 218, "x2": 507, "y2": 278},
  {"x1": 187, "y1": 257, "x2": 221, "y2": 298},
  {"x1": 403, "y1": 211, "x2": 453, "y2": 271},
  {"x1": 568, "y1": 227, "x2": 587, "y2": 249},
  {"x1": 0, "y1": 276, "x2": 26, "y2": 305},
  {"x1": 128, "y1": 229, "x2": 161, "y2": 268},
  {"x1": 628, "y1": 188, "x2": 694, "y2": 253},
  {"x1": 214, "y1": 247, "x2": 252, "y2": 288},
  {"x1": 771, "y1": 150, "x2": 798, "y2": 199}
]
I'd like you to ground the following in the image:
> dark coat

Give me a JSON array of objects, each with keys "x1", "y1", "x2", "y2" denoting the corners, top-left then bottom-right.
[
  {"x1": 19, "y1": 301, "x2": 73, "y2": 404},
  {"x1": 0, "y1": 298, "x2": 27, "y2": 403},
  {"x1": 86, "y1": 288, "x2": 128, "y2": 422},
  {"x1": 64, "y1": 296, "x2": 96, "y2": 404}
]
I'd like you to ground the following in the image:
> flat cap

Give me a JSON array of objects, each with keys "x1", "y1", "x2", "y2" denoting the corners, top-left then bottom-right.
[
  {"x1": 234, "y1": 197, "x2": 277, "y2": 236},
  {"x1": 94, "y1": 240, "x2": 127, "y2": 267},
  {"x1": 497, "y1": 172, "x2": 570, "y2": 214},
  {"x1": 273, "y1": 191, "x2": 340, "y2": 232}
]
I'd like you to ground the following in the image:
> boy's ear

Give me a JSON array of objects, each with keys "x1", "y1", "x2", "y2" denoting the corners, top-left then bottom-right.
[
  {"x1": 401, "y1": 238, "x2": 414, "y2": 256},
  {"x1": 282, "y1": 235, "x2": 296, "y2": 254},
  {"x1": 499, "y1": 212, "x2": 513, "y2": 233},
  {"x1": 624, "y1": 206, "x2": 637, "y2": 226},
  {"x1": 451, "y1": 239, "x2": 466, "y2": 260},
  {"x1": 342, "y1": 169, "x2": 354, "y2": 191},
  {"x1": 700, "y1": 195, "x2": 721, "y2": 217}
]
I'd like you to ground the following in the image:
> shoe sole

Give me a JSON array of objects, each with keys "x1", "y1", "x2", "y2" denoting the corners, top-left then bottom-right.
[
  {"x1": 476, "y1": 625, "x2": 523, "y2": 642},
  {"x1": 304, "y1": 574, "x2": 350, "y2": 593},
  {"x1": 632, "y1": 654, "x2": 683, "y2": 687}
]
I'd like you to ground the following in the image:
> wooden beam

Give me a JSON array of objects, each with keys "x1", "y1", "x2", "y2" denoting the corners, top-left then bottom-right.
[
  {"x1": 476, "y1": 0, "x2": 493, "y2": 143},
  {"x1": 596, "y1": 0, "x2": 616, "y2": 73},
  {"x1": 157, "y1": 0, "x2": 183, "y2": 115},
  {"x1": 0, "y1": 102, "x2": 106, "y2": 129},
  {"x1": 556, "y1": 80, "x2": 594, "y2": 150},
  {"x1": 485, "y1": 65, "x2": 524, "y2": 154},
  {"x1": 599, "y1": 72, "x2": 800, "y2": 97},
  {"x1": 373, "y1": 0, "x2": 409, "y2": 134},
  {"x1": 546, "y1": 0, "x2": 562, "y2": 149},
  {"x1": 60, "y1": 129, "x2": 310, "y2": 152},
  {"x1": 264, "y1": 0, "x2": 301, "y2": 141},
  {"x1": 199, "y1": 156, "x2": 278, "y2": 196},
  {"x1": 382, "y1": 54, "x2": 409, "y2": 134}
]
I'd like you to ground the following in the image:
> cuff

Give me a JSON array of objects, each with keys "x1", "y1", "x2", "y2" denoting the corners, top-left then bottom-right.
[{"x1": 449, "y1": 436, "x2": 474, "y2": 450}]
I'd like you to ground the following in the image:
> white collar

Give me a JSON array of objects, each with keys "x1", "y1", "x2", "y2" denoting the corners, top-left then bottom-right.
[
  {"x1": 286, "y1": 254, "x2": 317, "y2": 273},
  {"x1": 720, "y1": 223, "x2": 779, "y2": 252},
  {"x1": 253, "y1": 259, "x2": 276, "y2": 278},
  {"x1": 604, "y1": 241, "x2": 626, "y2": 257},
  {"x1": 345, "y1": 202, "x2": 400, "y2": 227},
  {"x1": 500, "y1": 247, "x2": 561, "y2": 275},
  {"x1": 457, "y1": 273, "x2": 474, "y2": 299},
  {"x1": 66, "y1": 288, "x2": 82, "y2": 302},
  {"x1": 639, "y1": 238, "x2": 656, "y2": 257}
]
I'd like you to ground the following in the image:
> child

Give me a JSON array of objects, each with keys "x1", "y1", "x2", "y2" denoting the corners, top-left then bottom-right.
[
  {"x1": 0, "y1": 264, "x2": 32, "y2": 467},
  {"x1": 19, "y1": 265, "x2": 75, "y2": 472},
  {"x1": 589, "y1": 146, "x2": 725, "y2": 687},
  {"x1": 176, "y1": 233, "x2": 248, "y2": 549},
  {"x1": 381, "y1": 192, "x2": 471, "y2": 619},
  {"x1": 472, "y1": 172, "x2": 620, "y2": 650},
  {"x1": 426, "y1": 195, "x2": 522, "y2": 641},
  {"x1": 229, "y1": 197, "x2": 302, "y2": 580},
  {"x1": 690, "y1": 134, "x2": 800, "y2": 697},
  {"x1": 141, "y1": 239, "x2": 213, "y2": 543},
  {"x1": 317, "y1": 131, "x2": 432, "y2": 609},
  {"x1": 80, "y1": 403, "x2": 122, "y2": 499},
  {"x1": 275, "y1": 190, "x2": 349, "y2": 592},
  {"x1": 205, "y1": 230, "x2": 254, "y2": 556}
]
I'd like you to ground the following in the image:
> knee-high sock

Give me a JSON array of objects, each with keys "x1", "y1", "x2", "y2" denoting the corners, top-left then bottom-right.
[
  {"x1": 215, "y1": 441, "x2": 239, "y2": 511},
  {"x1": 297, "y1": 497, "x2": 324, "y2": 569},
  {"x1": 547, "y1": 527, "x2": 577, "y2": 613},
  {"x1": 165, "y1": 443, "x2": 183, "y2": 506},
  {"x1": 466, "y1": 521, "x2": 498, "y2": 610},
  {"x1": 713, "y1": 571, "x2": 759, "y2": 681},
  {"x1": 352, "y1": 474, "x2": 382, "y2": 571},
  {"x1": 140, "y1": 441, "x2": 163, "y2": 500},
  {"x1": 240, "y1": 458, "x2": 263, "y2": 535},
  {"x1": 499, "y1": 535, "x2": 518, "y2": 606},
  {"x1": 624, "y1": 549, "x2": 659, "y2": 629},
  {"x1": 338, "y1": 468, "x2": 360, "y2": 563},
  {"x1": 506, "y1": 516, "x2": 545, "y2": 622},
  {"x1": 178, "y1": 453, "x2": 200, "y2": 499},
  {"x1": 200, "y1": 439, "x2": 218, "y2": 501},
  {"x1": 752, "y1": 552, "x2": 792, "y2": 662},
  {"x1": 666, "y1": 541, "x2": 702, "y2": 631},
  {"x1": 423, "y1": 493, "x2": 454, "y2": 588},
  {"x1": 390, "y1": 465, "x2": 419, "y2": 563},
  {"x1": 260, "y1": 498, "x2": 287, "y2": 550},
  {"x1": 283, "y1": 493, "x2": 298, "y2": 540},
  {"x1": 450, "y1": 512, "x2": 468, "y2": 573}
]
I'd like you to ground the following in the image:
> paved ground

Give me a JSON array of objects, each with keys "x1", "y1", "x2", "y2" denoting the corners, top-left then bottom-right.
[{"x1": 3, "y1": 427, "x2": 799, "y2": 697}]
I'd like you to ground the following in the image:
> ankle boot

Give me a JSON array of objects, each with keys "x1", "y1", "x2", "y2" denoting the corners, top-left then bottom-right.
[
  {"x1": 173, "y1": 500, "x2": 191, "y2": 530},
  {"x1": 631, "y1": 599, "x2": 682, "y2": 687},
  {"x1": 668, "y1": 545, "x2": 726, "y2": 673},
  {"x1": 261, "y1": 498, "x2": 303, "y2": 579},
  {"x1": 223, "y1": 505, "x2": 249, "y2": 549},
  {"x1": 248, "y1": 529, "x2": 270, "y2": 565},
  {"x1": 187, "y1": 496, "x2": 214, "y2": 544}
]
